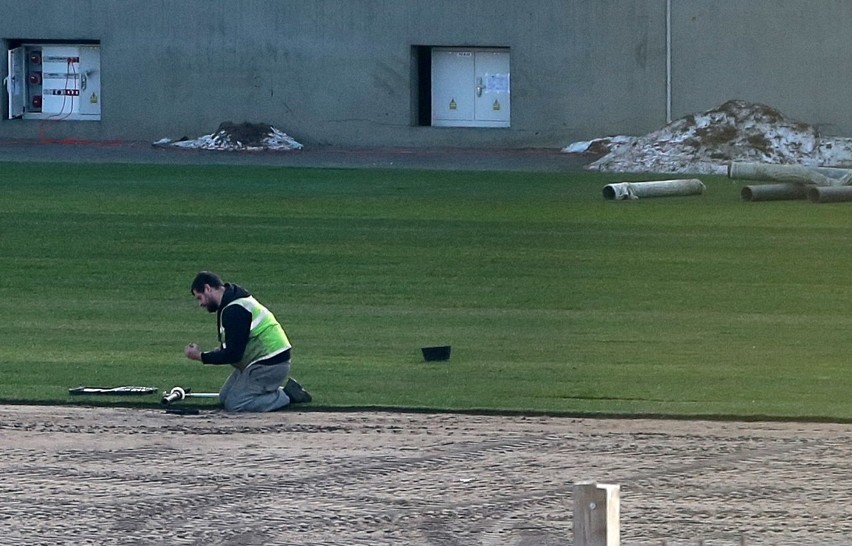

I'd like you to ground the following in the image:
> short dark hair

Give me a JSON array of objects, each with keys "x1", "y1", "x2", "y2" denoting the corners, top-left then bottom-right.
[{"x1": 191, "y1": 271, "x2": 223, "y2": 294}]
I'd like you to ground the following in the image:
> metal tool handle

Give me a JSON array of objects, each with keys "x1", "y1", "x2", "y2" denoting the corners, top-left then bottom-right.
[{"x1": 161, "y1": 386, "x2": 187, "y2": 405}]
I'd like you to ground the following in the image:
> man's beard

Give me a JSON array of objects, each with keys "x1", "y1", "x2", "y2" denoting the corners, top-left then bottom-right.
[{"x1": 206, "y1": 302, "x2": 219, "y2": 312}]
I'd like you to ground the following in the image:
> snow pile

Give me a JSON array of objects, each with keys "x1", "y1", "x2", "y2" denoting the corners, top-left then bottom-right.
[
  {"x1": 154, "y1": 121, "x2": 303, "y2": 152},
  {"x1": 564, "y1": 100, "x2": 852, "y2": 174}
]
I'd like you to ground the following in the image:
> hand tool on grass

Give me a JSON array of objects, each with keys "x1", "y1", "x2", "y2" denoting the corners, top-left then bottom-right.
[{"x1": 161, "y1": 386, "x2": 219, "y2": 405}]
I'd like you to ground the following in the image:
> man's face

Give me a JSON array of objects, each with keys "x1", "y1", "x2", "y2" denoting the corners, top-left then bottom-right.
[{"x1": 193, "y1": 285, "x2": 219, "y2": 313}]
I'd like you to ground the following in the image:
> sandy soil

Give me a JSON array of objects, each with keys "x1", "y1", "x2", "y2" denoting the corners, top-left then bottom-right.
[{"x1": 2, "y1": 405, "x2": 851, "y2": 546}]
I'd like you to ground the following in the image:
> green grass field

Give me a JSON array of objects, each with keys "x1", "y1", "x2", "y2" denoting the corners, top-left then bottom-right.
[{"x1": 2, "y1": 161, "x2": 851, "y2": 420}]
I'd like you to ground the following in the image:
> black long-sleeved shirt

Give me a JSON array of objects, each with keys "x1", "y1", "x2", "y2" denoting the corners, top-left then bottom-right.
[{"x1": 200, "y1": 283, "x2": 252, "y2": 365}]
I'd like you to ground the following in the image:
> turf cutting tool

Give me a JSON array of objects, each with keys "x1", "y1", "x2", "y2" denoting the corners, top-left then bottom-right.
[{"x1": 161, "y1": 386, "x2": 219, "y2": 405}]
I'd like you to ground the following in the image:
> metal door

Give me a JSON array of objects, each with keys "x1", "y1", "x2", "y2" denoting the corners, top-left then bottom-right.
[
  {"x1": 431, "y1": 48, "x2": 510, "y2": 128},
  {"x1": 473, "y1": 50, "x2": 510, "y2": 125},
  {"x1": 5, "y1": 47, "x2": 24, "y2": 119},
  {"x1": 431, "y1": 49, "x2": 475, "y2": 126},
  {"x1": 78, "y1": 46, "x2": 101, "y2": 117}
]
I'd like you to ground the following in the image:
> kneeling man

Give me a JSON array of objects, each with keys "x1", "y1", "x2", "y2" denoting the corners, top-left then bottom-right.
[{"x1": 184, "y1": 271, "x2": 311, "y2": 412}]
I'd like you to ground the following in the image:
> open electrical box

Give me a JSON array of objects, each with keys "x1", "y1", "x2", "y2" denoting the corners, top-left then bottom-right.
[{"x1": 5, "y1": 42, "x2": 100, "y2": 121}]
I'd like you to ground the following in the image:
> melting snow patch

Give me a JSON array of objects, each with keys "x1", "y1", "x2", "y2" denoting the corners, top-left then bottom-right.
[
  {"x1": 564, "y1": 99, "x2": 852, "y2": 174},
  {"x1": 154, "y1": 121, "x2": 303, "y2": 152}
]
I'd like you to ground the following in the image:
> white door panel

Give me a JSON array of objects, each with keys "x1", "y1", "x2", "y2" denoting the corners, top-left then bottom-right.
[
  {"x1": 78, "y1": 46, "x2": 101, "y2": 116},
  {"x1": 431, "y1": 49, "x2": 475, "y2": 125},
  {"x1": 473, "y1": 51, "x2": 510, "y2": 124},
  {"x1": 6, "y1": 46, "x2": 24, "y2": 119}
]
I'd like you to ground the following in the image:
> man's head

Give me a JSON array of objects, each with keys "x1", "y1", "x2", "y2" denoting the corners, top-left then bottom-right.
[{"x1": 190, "y1": 271, "x2": 225, "y2": 313}]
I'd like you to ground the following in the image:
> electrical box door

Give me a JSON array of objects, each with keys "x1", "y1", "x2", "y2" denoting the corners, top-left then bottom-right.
[
  {"x1": 431, "y1": 50, "x2": 475, "y2": 125},
  {"x1": 431, "y1": 47, "x2": 510, "y2": 128},
  {"x1": 77, "y1": 46, "x2": 101, "y2": 117},
  {"x1": 473, "y1": 50, "x2": 510, "y2": 125},
  {"x1": 6, "y1": 46, "x2": 25, "y2": 119}
]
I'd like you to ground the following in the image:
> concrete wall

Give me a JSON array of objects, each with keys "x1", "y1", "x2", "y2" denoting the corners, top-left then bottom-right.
[
  {"x1": 0, "y1": 1, "x2": 848, "y2": 148},
  {"x1": 671, "y1": 1, "x2": 852, "y2": 136}
]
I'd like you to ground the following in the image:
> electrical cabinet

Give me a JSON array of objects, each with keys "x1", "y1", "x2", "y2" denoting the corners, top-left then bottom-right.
[
  {"x1": 431, "y1": 48, "x2": 510, "y2": 128},
  {"x1": 6, "y1": 43, "x2": 100, "y2": 121}
]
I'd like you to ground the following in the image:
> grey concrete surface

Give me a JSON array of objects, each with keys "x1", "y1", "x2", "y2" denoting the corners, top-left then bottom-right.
[{"x1": 0, "y1": 139, "x2": 595, "y2": 172}]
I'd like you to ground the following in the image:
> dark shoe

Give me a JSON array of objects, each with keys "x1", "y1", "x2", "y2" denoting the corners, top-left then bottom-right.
[{"x1": 283, "y1": 377, "x2": 312, "y2": 404}]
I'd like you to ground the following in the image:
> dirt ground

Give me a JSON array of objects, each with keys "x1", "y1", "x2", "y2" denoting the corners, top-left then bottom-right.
[{"x1": 2, "y1": 405, "x2": 852, "y2": 546}]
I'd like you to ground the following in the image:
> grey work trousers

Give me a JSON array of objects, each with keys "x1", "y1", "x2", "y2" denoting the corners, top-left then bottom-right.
[{"x1": 219, "y1": 360, "x2": 291, "y2": 412}]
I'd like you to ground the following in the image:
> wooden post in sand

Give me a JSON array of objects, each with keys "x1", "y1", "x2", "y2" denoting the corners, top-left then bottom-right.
[{"x1": 573, "y1": 482, "x2": 620, "y2": 546}]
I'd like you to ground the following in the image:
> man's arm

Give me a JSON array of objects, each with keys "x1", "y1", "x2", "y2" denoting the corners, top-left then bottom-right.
[{"x1": 200, "y1": 305, "x2": 251, "y2": 365}]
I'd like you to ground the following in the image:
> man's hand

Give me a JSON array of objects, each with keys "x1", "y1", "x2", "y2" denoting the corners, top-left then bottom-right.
[{"x1": 184, "y1": 343, "x2": 203, "y2": 361}]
